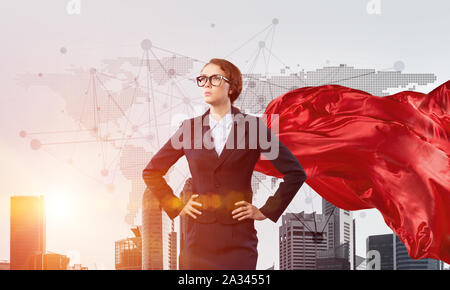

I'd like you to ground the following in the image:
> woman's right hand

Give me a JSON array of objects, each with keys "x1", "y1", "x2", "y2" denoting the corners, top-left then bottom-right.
[{"x1": 180, "y1": 194, "x2": 203, "y2": 219}]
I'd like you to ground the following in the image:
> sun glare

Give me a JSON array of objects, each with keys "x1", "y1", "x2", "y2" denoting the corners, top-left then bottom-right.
[{"x1": 45, "y1": 187, "x2": 76, "y2": 221}]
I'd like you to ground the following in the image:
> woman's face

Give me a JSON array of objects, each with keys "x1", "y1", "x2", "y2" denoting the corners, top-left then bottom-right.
[{"x1": 200, "y1": 63, "x2": 232, "y2": 106}]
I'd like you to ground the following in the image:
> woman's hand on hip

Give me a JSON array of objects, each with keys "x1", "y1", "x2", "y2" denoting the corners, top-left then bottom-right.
[
  {"x1": 232, "y1": 200, "x2": 267, "y2": 221},
  {"x1": 180, "y1": 194, "x2": 202, "y2": 219}
]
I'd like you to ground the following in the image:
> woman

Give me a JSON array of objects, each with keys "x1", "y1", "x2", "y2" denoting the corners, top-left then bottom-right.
[{"x1": 142, "y1": 58, "x2": 307, "y2": 269}]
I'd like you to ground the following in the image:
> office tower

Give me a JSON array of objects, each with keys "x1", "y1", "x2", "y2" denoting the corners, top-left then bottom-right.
[
  {"x1": 30, "y1": 252, "x2": 70, "y2": 270},
  {"x1": 366, "y1": 233, "x2": 394, "y2": 270},
  {"x1": 279, "y1": 212, "x2": 328, "y2": 270},
  {"x1": 44, "y1": 253, "x2": 69, "y2": 270},
  {"x1": 10, "y1": 195, "x2": 46, "y2": 270},
  {"x1": 316, "y1": 242, "x2": 351, "y2": 270},
  {"x1": 366, "y1": 233, "x2": 443, "y2": 270},
  {"x1": 394, "y1": 235, "x2": 443, "y2": 270},
  {"x1": 142, "y1": 182, "x2": 175, "y2": 270},
  {"x1": 169, "y1": 224, "x2": 177, "y2": 270},
  {"x1": 179, "y1": 177, "x2": 193, "y2": 270},
  {"x1": 142, "y1": 187, "x2": 163, "y2": 269},
  {"x1": 322, "y1": 199, "x2": 354, "y2": 269},
  {"x1": 115, "y1": 227, "x2": 142, "y2": 270}
]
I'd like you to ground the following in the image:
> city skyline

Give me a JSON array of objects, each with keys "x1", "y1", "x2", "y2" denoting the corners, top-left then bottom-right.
[
  {"x1": 4, "y1": 192, "x2": 449, "y2": 270},
  {"x1": 1, "y1": 0, "x2": 449, "y2": 269},
  {"x1": 8, "y1": 195, "x2": 89, "y2": 270}
]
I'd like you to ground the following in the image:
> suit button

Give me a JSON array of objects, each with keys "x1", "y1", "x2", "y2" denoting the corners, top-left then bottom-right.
[{"x1": 214, "y1": 181, "x2": 220, "y2": 188}]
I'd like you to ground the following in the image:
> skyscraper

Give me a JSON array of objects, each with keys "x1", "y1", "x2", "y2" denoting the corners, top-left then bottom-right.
[
  {"x1": 179, "y1": 177, "x2": 193, "y2": 270},
  {"x1": 366, "y1": 233, "x2": 394, "y2": 270},
  {"x1": 10, "y1": 195, "x2": 46, "y2": 270},
  {"x1": 142, "y1": 188, "x2": 163, "y2": 269},
  {"x1": 279, "y1": 212, "x2": 328, "y2": 270},
  {"x1": 169, "y1": 224, "x2": 177, "y2": 270},
  {"x1": 322, "y1": 199, "x2": 354, "y2": 269},
  {"x1": 29, "y1": 252, "x2": 70, "y2": 270},
  {"x1": 366, "y1": 233, "x2": 443, "y2": 270},
  {"x1": 394, "y1": 235, "x2": 443, "y2": 270},
  {"x1": 316, "y1": 242, "x2": 351, "y2": 270},
  {"x1": 141, "y1": 184, "x2": 177, "y2": 270},
  {"x1": 115, "y1": 227, "x2": 142, "y2": 270}
]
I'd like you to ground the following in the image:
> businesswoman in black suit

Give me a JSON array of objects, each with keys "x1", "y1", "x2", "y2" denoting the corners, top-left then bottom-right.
[{"x1": 142, "y1": 58, "x2": 307, "y2": 269}]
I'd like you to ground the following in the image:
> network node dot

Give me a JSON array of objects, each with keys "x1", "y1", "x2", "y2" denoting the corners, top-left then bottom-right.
[
  {"x1": 30, "y1": 139, "x2": 41, "y2": 150},
  {"x1": 394, "y1": 60, "x2": 405, "y2": 72},
  {"x1": 141, "y1": 39, "x2": 152, "y2": 50}
]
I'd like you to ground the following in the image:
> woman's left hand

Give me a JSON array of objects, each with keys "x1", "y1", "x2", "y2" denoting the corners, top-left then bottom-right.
[{"x1": 232, "y1": 201, "x2": 267, "y2": 221}]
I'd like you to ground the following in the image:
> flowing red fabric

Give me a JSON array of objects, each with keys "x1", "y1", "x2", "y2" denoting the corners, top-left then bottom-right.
[{"x1": 254, "y1": 81, "x2": 450, "y2": 264}]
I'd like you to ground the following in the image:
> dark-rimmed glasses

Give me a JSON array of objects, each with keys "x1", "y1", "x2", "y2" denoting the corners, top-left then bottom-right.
[{"x1": 196, "y1": 74, "x2": 230, "y2": 87}]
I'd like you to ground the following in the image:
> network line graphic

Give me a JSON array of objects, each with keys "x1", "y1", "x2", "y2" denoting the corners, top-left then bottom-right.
[{"x1": 16, "y1": 18, "x2": 436, "y2": 229}]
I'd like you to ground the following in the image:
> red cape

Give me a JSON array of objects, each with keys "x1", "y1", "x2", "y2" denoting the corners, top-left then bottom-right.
[{"x1": 254, "y1": 81, "x2": 450, "y2": 264}]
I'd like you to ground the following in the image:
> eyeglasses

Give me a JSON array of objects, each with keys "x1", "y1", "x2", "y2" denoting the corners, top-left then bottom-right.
[{"x1": 196, "y1": 74, "x2": 230, "y2": 87}]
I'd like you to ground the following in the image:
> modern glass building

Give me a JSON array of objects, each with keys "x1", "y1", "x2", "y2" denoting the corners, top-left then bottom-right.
[
  {"x1": 316, "y1": 243, "x2": 351, "y2": 270},
  {"x1": 366, "y1": 233, "x2": 444, "y2": 270},
  {"x1": 394, "y1": 235, "x2": 443, "y2": 270},
  {"x1": 279, "y1": 212, "x2": 328, "y2": 270},
  {"x1": 322, "y1": 199, "x2": 354, "y2": 269},
  {"x1": 10, "y1": 195, "x2": 46, "y2": 270},
  {"x1": 115, "y1": 227, "x2": 142, "y2": 270},
  {"x1": 179, "y1": 177, "x2": 193, "y2": 270},
  {"x1": 366, "y1": 233, "x2": 394, "y2": 270},
  {"x1": 29, "y1": 252, "x2": 70, "y2": 270},
  {"x1": 142, "y1": 186, "x2": 177, "y2": 270}
]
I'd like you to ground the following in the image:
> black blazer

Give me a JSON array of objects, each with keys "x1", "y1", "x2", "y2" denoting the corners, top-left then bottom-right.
[{"x1": 142, "y1": 105, "x2": 307, "y2": 224}]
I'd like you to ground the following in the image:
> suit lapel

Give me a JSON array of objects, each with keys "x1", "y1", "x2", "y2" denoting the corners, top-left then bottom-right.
[{"x1": 200, "y1": 105, "x2": 248, "y2": 170}]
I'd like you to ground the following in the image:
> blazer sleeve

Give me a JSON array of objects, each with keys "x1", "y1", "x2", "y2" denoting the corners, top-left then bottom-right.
[
  {"x1": 142, "y1": 120, "x2": 187, "y2": 220},
  {"x1": 257, "y1": 117, "x2": 307, "y2": 223}
]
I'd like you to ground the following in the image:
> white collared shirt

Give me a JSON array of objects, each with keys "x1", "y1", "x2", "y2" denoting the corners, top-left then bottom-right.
[{"x1": 209, "y1": 109, "x2": 233, "y2": 157}]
